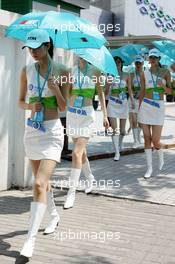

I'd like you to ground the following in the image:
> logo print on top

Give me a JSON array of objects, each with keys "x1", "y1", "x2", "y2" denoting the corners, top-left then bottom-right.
[
  {"x1": 29, "y1": 84, "x2": 34, "y2": 90},
  {"x1": 27, "y1": 37, "x2": 37, "y2": 41}
]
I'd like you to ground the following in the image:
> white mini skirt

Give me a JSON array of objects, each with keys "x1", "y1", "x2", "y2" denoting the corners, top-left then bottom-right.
[
  {"x1": 129, "y1": 98, "x2": 139, "y2": 114},
  {"x1": 138, "y1": 98, "x2": 165, "y2": 126},
  {"x1": 107, "y1": 96, "x2": 128, "y2": 119},
  {"x1": 66, "y1": 105, "x2": 95, "y2": 138},
  {"x1": 24, "y1": 119, "x2": 64, "y2": 162}
]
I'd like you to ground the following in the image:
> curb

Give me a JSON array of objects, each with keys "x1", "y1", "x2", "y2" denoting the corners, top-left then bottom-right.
[
  {"x1": 53, "y1": 186, "x2": 175, "y2": 208},
  {"x1": 62, "y1": 144, "x2": 175, "y2": 161}
]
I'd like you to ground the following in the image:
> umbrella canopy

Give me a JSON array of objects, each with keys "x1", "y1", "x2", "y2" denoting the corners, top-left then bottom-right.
[
  {"x1": 72, "y1": 46, "x2": 118, "y2": 76},
  {"x1": 160, "y1": 53, "x2": 174, "y2": 67},
  {"x1": 153, "y1": 40, "x2": 175, "y2": 60},
  {"x1": 5, "y1": 11, "x2": 107, "y2": 49},
  {"x1": 111, "y1": 44, "x2": 148, "y2": 66}
]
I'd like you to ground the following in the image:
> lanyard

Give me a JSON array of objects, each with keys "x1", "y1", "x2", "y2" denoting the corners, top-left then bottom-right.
[
  {"x1": 77, "y1": 62, "x2": 88, "y2": 90},
  {"x1": 37, "y1": 61, "x2": 52, "y2": 100},
  {"x1": 150, "y1": 69, "x2": 160, "y2": 89}
]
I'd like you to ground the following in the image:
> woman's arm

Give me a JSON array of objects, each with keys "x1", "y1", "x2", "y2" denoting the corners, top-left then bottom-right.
[
  {"x1": 164, "y1": 69, "x2": 172, "y2": 94},
  {"x1": 104, "y1": 75, "x2": 112, "y2": 98},
  {"x1": 18, "y1": 67, "x2": 41, "y2": 111},
  {"x1": 18, "y1": 67, "x2": 29, "y2": 110},
  {"x1": 96, "y1": 72, "x2": 109, "y2": 129},
  {"x1": 48, "y1": 65, "x2": 68, "y2": 111},
  {"x1": 48, "y1": 76, "x2": 66, "y2": 111},
  {"x1": 139, "y1": 72, "x2": 145, "y2": 107},
  {"x1": 59, "y1": 69, "x2": 72, "y2": 101},
  {"x1": 126, "y1": 73, "x2": 134, "y2": 108}
]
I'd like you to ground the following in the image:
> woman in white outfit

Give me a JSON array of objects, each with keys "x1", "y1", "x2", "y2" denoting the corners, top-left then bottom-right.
[
  {"x1": 106, "y1": 56, "x2": 134, "y2": 161},
  {"x1": 129, "y1": 55, "x2": 144, "y2": 148},
  {"x1": 138, "y1": 48, "x2": 172, "y2": 178},
  {"x1": 17, "y1": 29, "x2": 68, "y2": 262},
  {"x1": 64, "y1": 58, "x2": 109, "y2": 209}
]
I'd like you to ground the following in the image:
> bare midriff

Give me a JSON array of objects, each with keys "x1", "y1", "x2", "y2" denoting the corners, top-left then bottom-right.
[
  {"x1": 110, "y1": 93, "x2": 121, "y2": 98},
  {"x1": 69, "y1": 95, "x2": 93, "y2": 107},
  {"x1": 144, "y1": 92, "x2": 164, "y2": 100},
  {"x1": 30, "y1": 108, "x2": 59, "y2": 121}
]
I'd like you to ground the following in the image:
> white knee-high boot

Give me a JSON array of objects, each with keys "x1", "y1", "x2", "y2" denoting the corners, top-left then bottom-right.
[
  {"x1": 144, "y1": 149, "x2": 153, "y2": 179},
  {"x1": 82, "y1": 159, "x2": 95, "y2": 194},
  {"x1": 20, "y1": 202, "x2": 46, "y2": 258},
  {"x1": 112, "y1": 135, "x2": 120, "y2": 161},
  {"x1": 43, "y1": 190, "x2": 60, "y2": 235},
  {"x1": 132, "y1": 128, "x2": 140, "y2": 148},
  {"x1": 64, "y1": 168, "x2": 81, "y2": 209},
  {"x1": 157, "y1": 149, "x2": 164, "y2": 170}
]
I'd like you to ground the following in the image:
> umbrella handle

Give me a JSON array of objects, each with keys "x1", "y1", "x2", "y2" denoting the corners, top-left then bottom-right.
[{"x1": 54, "y1": 29, "x2": 58, "y2": 47}]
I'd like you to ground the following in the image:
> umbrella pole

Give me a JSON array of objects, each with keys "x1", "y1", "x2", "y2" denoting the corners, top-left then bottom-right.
[{"x1": 54, "y1": 29, "x2": 58, "y2": 47}]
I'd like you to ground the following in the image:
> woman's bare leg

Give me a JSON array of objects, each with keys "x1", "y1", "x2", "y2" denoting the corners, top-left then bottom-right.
[
  {"x1": 141, "y1": 124, "x2": 153, "y2": 178},
  {"x1": 82, "y1": 149, "x2": 94, "y2": 194},
  {"x1": 33, "y1": 159, "x2": 57, "y2": 203}
]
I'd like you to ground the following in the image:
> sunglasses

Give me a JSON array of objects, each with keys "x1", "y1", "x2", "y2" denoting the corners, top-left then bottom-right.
[
  {"x1": 149, "y1": 56, "x2": 158, "y2": 59},
  {"x1": 116, "y1": 60, "x2": 122, "y2": 63}
]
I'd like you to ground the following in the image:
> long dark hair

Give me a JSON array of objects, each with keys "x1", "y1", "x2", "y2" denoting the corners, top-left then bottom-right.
[
  {"x1": 114, "y1": 56, "x2": 124, "y2": 70},
  {"x1": 44, "y1": 37, "x2": 54, "y2": 58},
  {"x1": 158, "y1": 62, "x2": 162, "y2": 68}
]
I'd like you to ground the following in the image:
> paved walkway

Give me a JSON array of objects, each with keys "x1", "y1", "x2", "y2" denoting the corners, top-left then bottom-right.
[
  {"x1": 53, "y1": 148, "x2": 175, "y2": 206},
  {"x1": 0, "y1": 190, "x2": 175, "y2": 264}
]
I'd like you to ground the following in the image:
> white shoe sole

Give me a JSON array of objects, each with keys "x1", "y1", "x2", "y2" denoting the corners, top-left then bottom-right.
[
  {"x1": 43, "y1": 221, "x2": 59, "y2": 235},
  {"x1": 144, "y1": 170, "x2": 153, "y2": 179}
]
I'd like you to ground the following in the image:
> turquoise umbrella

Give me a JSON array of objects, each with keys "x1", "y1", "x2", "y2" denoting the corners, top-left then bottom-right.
[
  {"x1": 153, "y1": 40, "x2": 175, "y2": 60},
  {"x1": 72, "y1": 46, "x2": 118, "y2": 76},
  {"x1": 5, "y1": 11, "x2": 107, "y2": 49},
  {"x1": 111, "y1": 44, "x2": 148, "y2": 65},
  {"x1": 160, "y1": 53, "x2": 174, "y2": 66}
]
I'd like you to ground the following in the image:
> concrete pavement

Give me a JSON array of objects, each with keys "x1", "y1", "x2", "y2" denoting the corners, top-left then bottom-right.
[
  {"x1": 0, "y1": 190, "x2": 175, "y2": 264},
  {"x1": 53, "y1": 148, "x2": 175, "y2": 206}
]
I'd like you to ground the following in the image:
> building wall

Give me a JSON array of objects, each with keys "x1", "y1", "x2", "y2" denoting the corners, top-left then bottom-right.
[
  {"x1": 90, "y1": 0, "x2": 111, "y2": 11},
  {"x1": 81, "y1": 5, "x2": 114, "y2": 37},
  {"x1": 0, "y1": 0, "x2": 87, "y2": 14},
  {"x1": 0, "y1": 10, "x2": 28, "y2": 190},
  {"x1": 111, "y1": 0, "x2": 125, "y2": 36},
  {"x1": 63, "y1": 0, "x2": 90, "y2": 9},
  {"x1": 124, "y1": 0, "x2": 175, "y2": 40},
  {"x1": 33, "y1": 1, "x2": 58, "y2": 11},
  {"x1": 0, "y1": 37, "x2": 14, "y2": 190}
]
